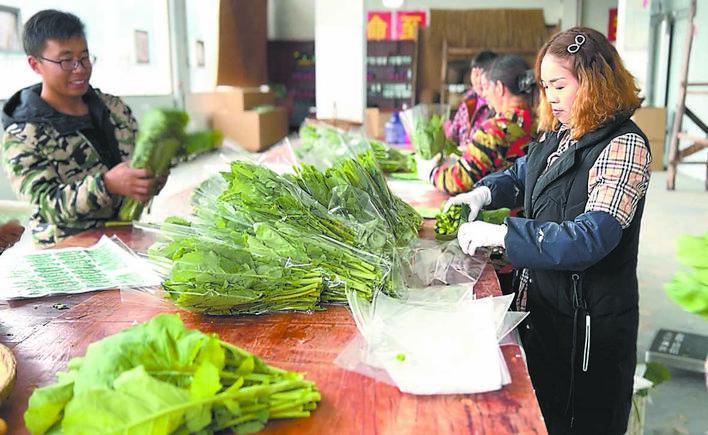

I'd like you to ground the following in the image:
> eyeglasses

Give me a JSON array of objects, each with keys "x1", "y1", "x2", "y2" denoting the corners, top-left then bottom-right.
[{"x1": 38, "y1": 55, "x2": 97, "y2": 71}]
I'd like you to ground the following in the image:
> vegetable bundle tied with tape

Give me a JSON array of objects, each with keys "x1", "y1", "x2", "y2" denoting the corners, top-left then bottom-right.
[{"x1": 118, "y1": 109, "x2": 189, "y2": 222}]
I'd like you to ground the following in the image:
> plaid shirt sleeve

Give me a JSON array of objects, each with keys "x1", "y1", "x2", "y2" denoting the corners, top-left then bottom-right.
[{"x1": 585, "y1": 133, "x2": 651, "y2": 229}]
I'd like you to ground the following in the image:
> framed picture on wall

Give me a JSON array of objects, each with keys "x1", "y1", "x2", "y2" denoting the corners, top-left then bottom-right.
[
  {"x1": 195, "y1": 40, "x2": 205, "y2": 67},
  {"x1": 135, "y1": 30, "x2": 149, "y2": 64},
  {"x1": 0, "y1": 6, "x2": 21, "y2": 52}
]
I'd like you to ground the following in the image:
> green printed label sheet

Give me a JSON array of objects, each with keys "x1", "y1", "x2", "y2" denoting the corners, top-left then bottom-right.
[{"x1": 0, "y1": 236, "x2": 160, "y2": 299}]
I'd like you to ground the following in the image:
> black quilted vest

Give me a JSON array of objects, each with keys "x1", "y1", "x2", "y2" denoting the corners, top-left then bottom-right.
[{"x1": 524, "y1": 114, "x2": 649, "y2": 317}]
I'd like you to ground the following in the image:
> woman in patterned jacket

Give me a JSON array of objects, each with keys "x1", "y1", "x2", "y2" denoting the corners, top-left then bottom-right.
[
  {"x1": 418, "y1": 55, "x2": 536, "y2": 194},
  {"x1": 444, "y1": 50, "x2": 497, "y2": 146},
  {"x1": 449, "y1": 27, "x2": 651, "y2": 435}
]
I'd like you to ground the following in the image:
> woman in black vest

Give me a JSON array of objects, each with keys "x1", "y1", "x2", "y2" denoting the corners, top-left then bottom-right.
[{"x1": 448, "y1": 27, "x2": 651, "y2": 434}]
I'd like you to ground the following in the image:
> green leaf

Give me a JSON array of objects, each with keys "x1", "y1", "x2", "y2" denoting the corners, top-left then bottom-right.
[
  {"x1": 61, "y1": 366, "x2": 190, "y2": 435},
  {"x1": 643, "y1": 362, "x2": 671, "y2": 386},
  {"x1": 24, "y1": 375, "x2": 75, "y2": 435}
]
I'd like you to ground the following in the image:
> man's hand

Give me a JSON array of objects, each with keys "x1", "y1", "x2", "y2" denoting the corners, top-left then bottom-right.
[
  {"x1": 103, "y1": 162, "x2": 157, "y2": 203},
  {"x1": 0, "y1": 220, "x2": 24, "y2": 253},
  {"x1": 457, "y1": 221, "x2": 507, "y2": 255},
  {"x1": 443, "y1": 186, "x2": 492, "y2": 221}
]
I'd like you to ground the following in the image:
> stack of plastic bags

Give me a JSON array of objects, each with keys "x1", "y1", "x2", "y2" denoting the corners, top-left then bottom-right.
[{"x1": 336, "y1": 241, "x2": 529, "y2": 395}]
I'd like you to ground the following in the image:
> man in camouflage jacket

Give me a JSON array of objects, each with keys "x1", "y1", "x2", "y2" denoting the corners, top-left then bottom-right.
[{"x1": 2, "y1": 10, "x2": 159, "y2": 246}]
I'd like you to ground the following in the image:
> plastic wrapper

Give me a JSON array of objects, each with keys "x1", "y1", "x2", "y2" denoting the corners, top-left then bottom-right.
[
  {"x1": 400, "y1": 104, "x2": 453, "y2": 159},
  {"x1": 142, "y1": 161, "x2": 394, "y2": 309},
  {"x1": 336, "y1": 288, "x2": 516, "y2": 395},
  {"x1": 293, "y1": 124, "x2": 422, "y2": 247},
  {"x1": 137, "y1": 221, "x2": 325, "y2": 315},
  {"x1": 391, "y1": 239, "x2": 486, "y2": 291}
]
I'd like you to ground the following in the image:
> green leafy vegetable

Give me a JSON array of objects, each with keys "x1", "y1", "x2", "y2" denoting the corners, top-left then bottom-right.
[
  {"x1": 25, "y1": 314, "x2": 320, "y2": 435},
  {"x1": 434, "y1": 205, "x2": 510, "y2": 239},
  {"x1": 183, "y1": 129, "x2": 223, "y2": 156},
  {"x1": 664, "y1": 233, "x2": 708, "y2": 318},
  {"x1": 118, "y1": 109, "x2": 189, "y2": 222}
]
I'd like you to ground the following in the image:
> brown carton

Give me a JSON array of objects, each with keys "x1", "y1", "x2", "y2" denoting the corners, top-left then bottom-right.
[
  {"x1": 366, "y1": 108, "x2": 393, "y2": 139},
  {"x1": 632, "y1": 107, "x2": 667, "y2": 171},
  {"x1": 217, "y1": 86, "x2": 275, "y2": 112},
  {"x1": 214, "y1": 107, "x2": 288, "y2": 152},
  {"x1": 186, "y1": 90, "x2": 287, "y2": 152}
]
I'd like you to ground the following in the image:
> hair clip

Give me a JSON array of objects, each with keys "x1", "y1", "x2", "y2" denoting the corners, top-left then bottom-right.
[{"x1": 567, "y1": 34, "x2": 586, "y2": 54}]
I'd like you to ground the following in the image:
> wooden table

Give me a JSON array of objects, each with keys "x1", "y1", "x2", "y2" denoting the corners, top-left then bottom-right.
[{"x1": 0, "y1": 226, "x2": 546, "y2": 434}]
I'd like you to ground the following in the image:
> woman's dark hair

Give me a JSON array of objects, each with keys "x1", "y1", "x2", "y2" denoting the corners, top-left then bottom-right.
[
  {"x1": 23, "y1": 10, "x2": 85, "y2": 57},
  {"x1": 486, "y1": 54, "x2": 536, "y2": 96},
  {"x1": 470, "y1": 50, "x2": 498, "y2": 71}
]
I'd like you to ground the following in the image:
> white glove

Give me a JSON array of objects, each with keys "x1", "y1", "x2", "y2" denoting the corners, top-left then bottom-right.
[
  {"x1": 415, "y1": 153, "x2": 441, "y2": 181},
  {"x1": 443, "y1": 186, "x2": 492, "y2": 222},
  {"x1": 457, "y1": 221, "x2": 507, "y2": 255}
]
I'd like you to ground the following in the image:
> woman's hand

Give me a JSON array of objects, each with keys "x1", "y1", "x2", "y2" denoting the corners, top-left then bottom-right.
[{"x1": 443, "y1": 186, "x2": 492, "y2": 221}]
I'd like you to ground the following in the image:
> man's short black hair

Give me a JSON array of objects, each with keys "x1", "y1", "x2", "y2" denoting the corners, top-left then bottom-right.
[
  {"x1": 23, "y1": 9, "x2": 85, "y2": 57},
  {"x1": 470, "y1": 50, "x2": 498, "y2": 71}
]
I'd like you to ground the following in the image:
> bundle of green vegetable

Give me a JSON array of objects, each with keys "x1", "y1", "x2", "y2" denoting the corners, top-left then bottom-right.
[
  {"x1": 290, "y1": 148, "x2": 421, "y2": 248},
  {"x1": 118, "y1": 109, "x2": 189, "y2": 222},
  {"x1": 182, "y1": 129, "x2": 223, "y2": 157},
  {"x1": 148, "y1": 220, "x2": 325, "y2": 315},
  {"x1": 297, "y1": 123, "x2": 416, "y2": 175},
  {"x1": 24, "y1": 314, "x2": 320, "y2": 435},
  {"x1": 434, "y1": 205, "x2": 510, "y2": 240},
  {"x1": 151, "y1": 162, "x2": 391, "y2": 306},
  {"x1": 368, "y1": 139, "x2": 416, "y2": 174},
  {"x1": 399, "y1": 105, "x2": 459, "y2": 160},
  {"x1": 412, "y1": 113, "x2": 446, "y2": 159},
  {"x1": 664, "y1": 233, "x2": 708, "y2": 318}
]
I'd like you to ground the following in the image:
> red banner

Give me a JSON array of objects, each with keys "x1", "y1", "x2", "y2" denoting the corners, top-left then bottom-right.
[
  {"x1": 608, "y1": 8, "x2": 618, "y2": 42},
  {"x1": 394, "y1": 11, "x2": 426, "y2": 40},
  {"x1": 367, "y1": 11, "x2": 392, "y2": 40}
]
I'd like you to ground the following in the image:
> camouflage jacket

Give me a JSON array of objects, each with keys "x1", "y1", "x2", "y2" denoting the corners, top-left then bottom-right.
[{"x1": 1, "y1": 84, "x2": 136, "y2": 246}]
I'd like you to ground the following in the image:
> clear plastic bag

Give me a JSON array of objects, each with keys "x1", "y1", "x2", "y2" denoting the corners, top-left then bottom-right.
[
  {"x1": 338, "y1": 288, "x2": 511, "y2": 395},
  {"x1": 292, "y1": 124, "x2": 423, "y2": 247},
  {"x1": 392, "y1": 239, "x2": 486, "y2": 290},
  {"x1": 399, "y1": 104, "x2": 452, "y2": 159}
]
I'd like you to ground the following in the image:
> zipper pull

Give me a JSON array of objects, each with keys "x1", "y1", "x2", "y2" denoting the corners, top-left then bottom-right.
[
  {"x1": 571, "y1": 273, "x2": 580, "y2": 308},
  {"x1": 582, "y1": 313, "x2": 591, "y2": 372}
]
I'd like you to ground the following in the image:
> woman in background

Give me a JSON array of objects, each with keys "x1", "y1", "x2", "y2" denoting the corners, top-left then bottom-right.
[
  {"x1": 418, "y1": 55, "x2": 535, "y2": 194},
  {"x1": 445, "y1": 50, "x2": 498, "y2": 145}
]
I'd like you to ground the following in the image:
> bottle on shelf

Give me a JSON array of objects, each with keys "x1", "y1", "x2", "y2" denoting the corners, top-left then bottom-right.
[{"x1": 384, "y1": 111, "x2": 407, "y2": 144}]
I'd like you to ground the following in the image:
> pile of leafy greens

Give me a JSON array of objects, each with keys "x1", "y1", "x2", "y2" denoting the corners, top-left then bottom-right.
[
  {"x1": 148, "y1": 125, "x2": 423, "y2": 314},
  {"x1": 149, "y1": 162, "x2": 392, "y2": 311},
  {"x1": 664, "y1": 233, "x2": 708, "y2": 318},
  {"x1": 24, "y1": 314, "x2": 320, "y2": 435},
  {"x1": 297, "y1": 123, "x2": 416, "y2": 175}
]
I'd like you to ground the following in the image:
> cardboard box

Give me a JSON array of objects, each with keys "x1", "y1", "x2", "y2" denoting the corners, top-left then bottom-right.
[
  {"x1": 632, "y1": 107, "x2": 667, "y2": 171},
  {"x1": 217, "y1": 86, "x2": 275, "y2": 112},
  {"x1": 366, "y1": 108, "x2": 393, "y2": 139},
  {"x1": 214, "y1": 107, "x2": 288, "y2": 152},
  {"x1": 186, "y1": 90, "x2": 287, "y2": 152}
]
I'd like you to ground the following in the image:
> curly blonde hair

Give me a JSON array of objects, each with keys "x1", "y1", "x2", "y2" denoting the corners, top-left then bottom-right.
[{"x1": 535, "y1": 26, "x2": 642, "y2": 140}]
